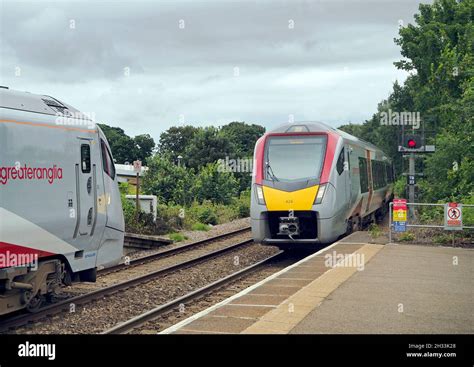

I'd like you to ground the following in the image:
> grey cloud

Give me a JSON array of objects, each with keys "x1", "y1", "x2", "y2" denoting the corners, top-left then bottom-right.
[{"x1": 0, "y1": 0, "x2": 430, "y2": 140}]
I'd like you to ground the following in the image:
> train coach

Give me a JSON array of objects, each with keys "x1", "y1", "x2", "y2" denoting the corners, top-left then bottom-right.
[
  {"x1": 250, "y1": 122, "x2": 394, "y2": 246},
  {"x1": 0, "y1": 87, "x2": 124, "y2": 315}
]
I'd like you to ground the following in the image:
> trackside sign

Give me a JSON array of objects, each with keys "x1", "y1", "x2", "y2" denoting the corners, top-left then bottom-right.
[
  {"x1": 444, "y1": 202, "x2": 462, "y2": 230},
  {"x1": 393, "y1": 199, "x2": 407, "y2": 222}
]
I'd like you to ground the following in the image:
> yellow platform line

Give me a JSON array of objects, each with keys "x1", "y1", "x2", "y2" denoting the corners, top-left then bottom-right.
[{"x1": 241, "y1": 244, "x2": 383, "y2": 334}]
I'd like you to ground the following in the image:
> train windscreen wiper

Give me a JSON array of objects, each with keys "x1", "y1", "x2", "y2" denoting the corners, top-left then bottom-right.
[{"x1": 265, "y1": 161, "x2": 279, "y2": 182}]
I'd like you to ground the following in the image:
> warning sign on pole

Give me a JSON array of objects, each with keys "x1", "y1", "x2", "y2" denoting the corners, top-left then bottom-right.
[
  {"x1": 444, "y1": 202, "x2": 462, "y2": 230},
  {"x1": 393, "y1": 199, "x2": 407, "y2": 223},
  {"x1": 133, "y1": 160, "x2": 142, "y2": 173}
]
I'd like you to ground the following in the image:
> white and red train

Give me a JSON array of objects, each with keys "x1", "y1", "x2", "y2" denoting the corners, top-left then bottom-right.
[
  {"x1": 0, "y1": 87, "x2": 124, "y2": 315},
  {"x1": 250, "y1": 122, "x2": 394, "y2": 246}
]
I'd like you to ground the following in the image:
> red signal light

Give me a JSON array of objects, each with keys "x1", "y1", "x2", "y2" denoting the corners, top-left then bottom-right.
[{"x1": 407, "y1": 139, "x2": 417, "y2": 148}]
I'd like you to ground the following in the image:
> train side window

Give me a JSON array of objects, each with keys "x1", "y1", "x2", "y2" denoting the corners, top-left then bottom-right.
[
  {"x1": 386, "y1": 163, "x2": 394, "y2": 183},
  {"x1": 336, "y1": 148, "x2": 345, "y2": 175},
  {"x1": 81, "y1": 144, "x2": 91, "y2": 173},
  {"x1": 372, "y1": 160, "x2": 376, "y2": 189},
  {"x1": 372, "y1": 160, "x2": 379, "y2": 189},
  {"x1": 101, "y1": 140, "x2": 116, "y2": 180},
  {"x1": 359, "y1": 157, "x2": 368, "y2": 193},
  {"x1": 372, "y1": 160, "x2": 385, "y2": 190}
]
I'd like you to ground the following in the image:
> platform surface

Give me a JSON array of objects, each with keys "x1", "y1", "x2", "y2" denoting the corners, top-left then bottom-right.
[
  {"x1": 291, "y1": 244, "x2": 473, "y2": 334},
  {"x1": 161, "y1": 232, "x2": 474, "y2": 334}
]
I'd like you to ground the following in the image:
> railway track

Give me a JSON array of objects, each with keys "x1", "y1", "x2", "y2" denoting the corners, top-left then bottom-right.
[
  {"x1": 98, "y1": 226, "x2": 251, "y2": 276},
  {"x1": 0, "y1": 227, "x2": 254, "y2": 333},
  {"x1": 102, "y1": 250, "x2": 287, "y2": 334}
]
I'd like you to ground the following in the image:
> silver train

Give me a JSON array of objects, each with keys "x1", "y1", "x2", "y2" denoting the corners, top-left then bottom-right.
[
  {"x1": 0, "y1": 87, "x2": 124, "y2": 315},
  {"x1": 250, "y1": 122, "x2": 394, "y2": 246}
]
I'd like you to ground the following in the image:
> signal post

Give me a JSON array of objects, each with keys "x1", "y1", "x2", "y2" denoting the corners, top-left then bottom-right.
[{"x1": 398, "y1": 133, "x2": 435, "y2": 220}]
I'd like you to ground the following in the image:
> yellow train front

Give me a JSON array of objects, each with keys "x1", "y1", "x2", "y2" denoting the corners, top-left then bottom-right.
[{"x1": 250, "y1": 122, "x2": 394, "y2": 247}]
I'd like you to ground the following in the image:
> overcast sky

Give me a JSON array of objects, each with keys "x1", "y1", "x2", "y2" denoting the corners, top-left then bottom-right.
[{"x1": 0, "y1": 0, "x2": 429, "y2": 140}]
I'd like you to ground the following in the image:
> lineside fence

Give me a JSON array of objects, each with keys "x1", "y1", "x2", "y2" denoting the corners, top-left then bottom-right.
[{"x1": 389, "y1": 202, "x2": 474, "y2": 245}]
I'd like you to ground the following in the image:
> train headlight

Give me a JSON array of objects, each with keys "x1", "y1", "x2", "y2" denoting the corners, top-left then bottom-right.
[
  {"x1": 314, "y1": 184, "x2": 327, "y2": 204},
  {"x1": 255, "y1": 185, "x2": 266, "y2": 205}
]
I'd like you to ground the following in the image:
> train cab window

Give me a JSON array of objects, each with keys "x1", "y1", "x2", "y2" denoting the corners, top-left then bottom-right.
[
  {"x1": 101, "y1": 139, "x2": 116, "y2": 180},
  {"x1": 336, "y1": 148, "x2": 345, "y2": 175},
  {"x1": 81, "y1": 144, "x2": 91, "y2": 173},
  {"x1": 264, "y1": 135, "x2": 327, "y2": 182},
  {"x1": 359, "y1": 157, "x2": 368, "y2": 193}
]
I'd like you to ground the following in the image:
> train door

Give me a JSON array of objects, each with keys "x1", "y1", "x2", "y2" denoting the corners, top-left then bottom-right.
[
  {"x1": 345, "y1": 144, "x2": 353, "y2": 209},
  {"x1": 74, "y1": 139, "x2": 97, "y2": 239},
  {"x1": 98, "y1": 132, "x2": 124, "y2": 232},
  {"x1": 335, "y1": 146, "x2": 348, "y2": 209}
]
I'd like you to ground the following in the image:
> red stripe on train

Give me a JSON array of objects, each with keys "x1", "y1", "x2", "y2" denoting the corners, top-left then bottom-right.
[{"x1": 0, "y1": 241, "x2": 54, "y2": 268}]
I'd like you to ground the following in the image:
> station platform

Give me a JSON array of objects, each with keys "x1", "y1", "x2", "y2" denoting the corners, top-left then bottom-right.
[{"x1": 161, "y1": 232, "x2": 474, "y2": 334}]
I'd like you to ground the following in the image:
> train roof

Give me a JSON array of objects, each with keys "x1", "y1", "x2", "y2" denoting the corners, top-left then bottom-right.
[
  {"x1": 0, "y1": 87, "x2": 93, "y2": 122},
  {"x1": 268, "y1": 121, "x2": 382, "y2": 152}
]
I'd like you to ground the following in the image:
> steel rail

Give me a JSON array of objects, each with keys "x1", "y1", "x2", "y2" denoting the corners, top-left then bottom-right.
[
  {"x1": 0, "y1": 238, "x2": 253, "y2": 332},
  {"x1": 99, "y1": 226, "x2": 251, "y2": 275},
  {"x1": 103, "y1": 250, "x2": 285, "y2": 334}
]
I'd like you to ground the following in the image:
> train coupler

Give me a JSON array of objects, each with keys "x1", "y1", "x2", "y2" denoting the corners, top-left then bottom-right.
[{"x1": 277, "y1": 216, "x2": 300, "y2": 237}]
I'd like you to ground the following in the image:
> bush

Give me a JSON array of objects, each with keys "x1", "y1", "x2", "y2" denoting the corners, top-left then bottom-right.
[
  {"x1": 157, "y1": 204, "x2": 185, "y2": 230},
  {"x1": 461, "y1": 193, "x2": 474, "y2": 227},
  {"x1": 186, "y1": 201, "x2": 219, "y2": 225},
  {"x1": 119, "y1": 183, "x2": 137, "y2": 228},
  {"x1": 214, "y1": 204, "x2": 239, "y2": 223},
  {"x1": 433, "y1": 233, "x2": 452, "y2": 245},
  {"x1": 169, "y1": 233, "x2": 188, "y2": 242},
  {"x1": 393, "y1": 177, "x2": 406, "y2": 198},
  {"x1": 193, "y1": 163, "x2": 239, "y2": 205},
  {"x1": 368, "y1": 223, "x2": 382, "y2": 238},
  {"x1": 142, "y1": 156, "x2": 194, "y2": 206},
  {"x1": 399, "y1": 232, "x2": 415, "y2": 242},
  {"x1": 418, "y1": 204, "x2": 444, "y2": 225},
  {"x1": 191, "y1": 223, "x2": 210, "y2": 231},
  {"x1": 120, "y1": 175, "x2": 251, "y2": 235},
  {"x1": 235, "y1": 189, "x2": 251, "y2": 218}
]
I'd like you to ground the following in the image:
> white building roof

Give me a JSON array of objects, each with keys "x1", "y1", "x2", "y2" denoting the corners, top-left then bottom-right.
[{"x1": 115, "y1": 164, "x2": 148, "y2": 177}]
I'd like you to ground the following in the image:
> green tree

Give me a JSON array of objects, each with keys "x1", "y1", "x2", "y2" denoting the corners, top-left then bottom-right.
[
  {"x1": 340, "y1": 0, "x2": 474, "y2": 203},
  {"x1": 193, "y1": 163, "x2": 239, "y2": 205},
  {"x1": 142, "y1": 156, "x2": 194, "y2": 205},
  {"x1": 98, "y1": 123, "x2": 156, "y2": 164},
  {"x1": 338, "y1": 123, "x2": 364, "y2": 138},
  {"x1": 134, "y1": 134, "x2": 156, "y2": 164},
  {"x1": 220, "y1": 122, "x2": 265, "y2": 156},
  {"x1": 220, "y1": 122, "x2": 265, "y2": 192},
  {"x1": 98, "y1": 124, "x2": 136, "y2": 163},
  {"x1": 184, "y1": 127, "x2": 236, "y2": 170},
  {"x1": 157, "y1": 125, "x2": 199, "y2": 160}
]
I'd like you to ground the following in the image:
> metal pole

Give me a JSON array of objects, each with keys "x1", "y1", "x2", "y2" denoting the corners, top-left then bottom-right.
[
  {"x1": 136, "y1": 172, "x2": 140, "y2": 221},
  {"x1": 389, "y1": 202, "x2": 392, "y2": 243},
  {"x1": 408, "y1": 153, "x2": 416, "y2": 220}
]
